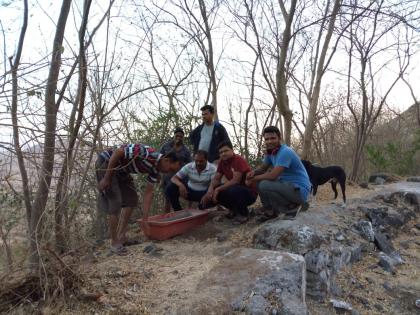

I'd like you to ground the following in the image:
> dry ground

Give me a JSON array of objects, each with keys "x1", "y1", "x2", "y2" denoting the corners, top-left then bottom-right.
[{"x1": 6, "y1": 182, "x2": 420, "y2": 315}]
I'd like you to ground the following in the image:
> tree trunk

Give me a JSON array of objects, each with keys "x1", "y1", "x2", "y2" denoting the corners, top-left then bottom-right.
[
  {"x1": 301, "y1": 0, "x2": 341, "y2": 158},
  {"x1": 54, "y1": 0, "x2": 91, "y2": 253},
  {"x1": 29, "y1": 0, "x2": 72, "y2": 271},
  {"x1": 198, "y1": 0, "x2": 218, "y2": 118},
  {"x1": 10, "y1": 0, "x2": 32, "y2": 228},
  {"x1": 275, "y1": 0, "x2": 297, "y2": 145}
]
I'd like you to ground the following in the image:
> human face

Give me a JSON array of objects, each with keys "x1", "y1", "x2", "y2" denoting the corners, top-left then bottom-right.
[
  {"x1": 263, "y1": 132, "x2": 281, "y2": 151},
  {"x1": 218, "y1": 145, "x2": 234, "y2": 161},
  {"x1": 174, "y1": 132, "x2": 184, "y2": 145},
  {"x1": 159, "y1": 159, "x2": 181, "y2": 173},
  {"x1": 201, "y1": 109, "x2": 214, "y2": 124},
  {"x1": 194, "y1": 154, "x2": 207, "y2": 171}
]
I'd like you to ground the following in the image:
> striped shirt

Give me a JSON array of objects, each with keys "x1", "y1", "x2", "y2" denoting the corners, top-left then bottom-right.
[
  {"x1": 100, "y1": 144, "x2": 161, "y2": 183},
  {"x1": 175, "y1": 161, "x2": 217, "y2": 191}
]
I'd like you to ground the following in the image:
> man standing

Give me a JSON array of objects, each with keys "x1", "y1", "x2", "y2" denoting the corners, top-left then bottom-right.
[
  {"x1": 165, "y1": 150, "x2": 216, "y2": 211},
  {"x1": 246, "y1": 126, "x2": 310, "y2": 220},
  {"x1": 189, "y1": 105, "x2": 231, "y2": 163},
  {"x1": 96, "y1": 144, "x2": 180, "y2": 255},
  {"x1": 160, "y1": 127, "x2": 192, "y2": 212},
  {"x1": 203, "y1": 141, "x2": 257, "y2": 224}
]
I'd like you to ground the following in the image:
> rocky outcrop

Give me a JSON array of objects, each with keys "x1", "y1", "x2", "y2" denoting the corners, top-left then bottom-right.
[
  {"x1": 252, "y1": 183, "x2": 419, "y2": 303},
  {"x1": 194, "y1": 248, "x2": 308, "y2": 315}
]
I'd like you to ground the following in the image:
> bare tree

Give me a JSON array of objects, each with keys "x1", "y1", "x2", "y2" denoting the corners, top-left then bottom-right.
[
  {"x1": 29, "y1": 0, "x2": 72, "y2": 270},
  {"x1": 343, "y1": 0, "x2": 412, "y2": 180}
]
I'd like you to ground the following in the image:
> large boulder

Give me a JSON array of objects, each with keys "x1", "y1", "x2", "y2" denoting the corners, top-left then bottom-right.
[
  {"x1": 192, "y1": 248, "x2": 308, "y2": 315},
  {"x1": 368, "y1": 173, "x2": 400, "y2": 183},
  {"x1": 253, "y1": 221, "x2": 323, "y2": 255}
]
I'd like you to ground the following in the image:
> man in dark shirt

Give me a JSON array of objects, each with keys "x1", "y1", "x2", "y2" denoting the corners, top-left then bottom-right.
[
  {"x1": 203, "y1": 141, "x2": 257, "y2": 224},
  {"x1": 160, "y1": 127, "x2": 192, "y2": 212},
  {"x1": 189, "y1": 105, "x2": 231, "y2": 163},
  {"x1": 96, "y1": 144, "x2": 180, "y2": 254}
]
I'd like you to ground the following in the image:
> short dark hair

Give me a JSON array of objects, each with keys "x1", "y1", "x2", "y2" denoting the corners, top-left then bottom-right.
[
  {"x1": 263, "y1": 126, "x2": 281, "y2": 138},
  {"x1": 200, "y1": 105, "x2": 214, "y2": 114},
  {"x1": 218, "y1": 140, "x2": 233, "y2": 151},
  {"x1": 163, "y1": 151, "x2": 180, "y2": 163},
  {"x1": 174, "y1": 127, "x2": 184, "y2": 135},
  {"x1": 194, "y1": 150, "x2": 208, "y2": 160}
]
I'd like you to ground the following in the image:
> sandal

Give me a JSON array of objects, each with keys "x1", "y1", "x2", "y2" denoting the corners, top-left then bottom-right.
[
  {"x1": 257, "y1": 212, "x2": 278, "y2": 223},
  {"x1": 108, "y1": 244, "x2": 128, "y2": 256},
  {"x1": 122, "y1": 238, "x2": 141, "y2": 247},
  {"x1": 232, "y1": 215, "x2": 248, "y2": 225},
  {"x1": 225, "y1": 212, "x2": 235, "y2": 219}
]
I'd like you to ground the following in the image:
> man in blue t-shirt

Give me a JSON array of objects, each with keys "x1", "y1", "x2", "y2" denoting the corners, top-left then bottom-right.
[{"x1": 246, "y1": 126, "x2": 310, "y2": 219}]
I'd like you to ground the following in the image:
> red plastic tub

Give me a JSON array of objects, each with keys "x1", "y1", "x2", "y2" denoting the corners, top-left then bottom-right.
[{"x1": 137, "y1": 209, "x2": 209, "y2": 240}]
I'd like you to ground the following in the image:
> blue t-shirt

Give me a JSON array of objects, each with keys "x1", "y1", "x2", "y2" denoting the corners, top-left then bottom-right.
[{"x1": 263, "y1": 145, "x2": 311, "y2": 201}]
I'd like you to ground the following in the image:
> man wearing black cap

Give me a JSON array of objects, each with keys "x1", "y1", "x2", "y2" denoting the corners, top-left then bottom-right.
[{"x1": 160, "y1": 127, "x2": 192, "y2": 211}]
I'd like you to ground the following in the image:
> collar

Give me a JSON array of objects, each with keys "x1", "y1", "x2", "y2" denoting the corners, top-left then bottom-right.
[
  {"x1": 193, "y1": 161, "x2": 210, "y2": 172},
  {"x1": 266, "y1": 145, "x2": 281, "y2": 156}
]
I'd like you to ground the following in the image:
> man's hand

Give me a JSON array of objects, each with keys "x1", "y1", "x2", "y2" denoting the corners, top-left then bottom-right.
[
  {"x1": 98, "y1": 176, "x2": 112, "y2": 192},
  {"x1": 179, "y1": 184, "x2": 188, "y2": 199},
  {"x1": 212, "y1": 188, "x2": 220, "y2": 203},
  {"x1": 201, "y1": 191, "x2": 213, "y2": 206},
  {"x1": 246, "y1": 171, "x2": 255, "y2": 180}
]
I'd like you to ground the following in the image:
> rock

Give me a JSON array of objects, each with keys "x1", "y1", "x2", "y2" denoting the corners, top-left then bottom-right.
[
  {"x1": 350, "y1": 244, "x2": 363, "y2": 263},
  {"x1": 330, "y1": 299, "x2": 352, "y2": 311},
  {"x1": 331, "y1": 245, "x2": 353, "y2": 272},
  {"x1": 253, "y1": 222, "x2": 322, "y2": 255},
  {"x1": 375, "y1": 177, "x2": 386, "y2": 185},
  {"x1": 368, "y1": 173, "x2": 399, "y2": 183},
  {"x1": 352, "y1": 295, "x2": 370, "y2": 308},
  {"x1": 374, "y1": 303, "x2": 384, "y2": 311},
  {"x1": 306, "y1": 269, "x2": 331, "y2": 300},
  {"x1": 246, "y1": 295, "x2": 270, "y2": 315},
  {"x1": 415, "y1": 223, "x2": 420, "y2": 230},
  {"x1": 305, "y1": 249, "x2": 331, "y2": 273},
  {"x1": 195, "y1": 248, "x2": 307, "y2": 315},
  {"x1": 359, "y1": 182, "x2": 369, "y2": 189},
  {"x1": 355, "y1": 220, "x2": 374, "y2": 242},
  {"x1": 406, "y1": 177, "x2": 420, "y2": 182},
  {"x1": 399, "y1": 240, "x2": 410, "y2": 249},
  {"x1": 383, "y1": 282, "x2": 393, "y2": 291},
  {"x1": 216, "y1": 231, "x2": 229, "y2": 242},
  {"x1": 330, "y1": 280, "x2": 343, "y2": 297},
  {"x1": 335, "y1": 232, "x2": 345, "y2": 241},
  {"x1": 374, "y1": 231, "x2": 395, "y2": 255},
  {"x1": 378, "y1": 252, "x2": 402, "y2": 273}
]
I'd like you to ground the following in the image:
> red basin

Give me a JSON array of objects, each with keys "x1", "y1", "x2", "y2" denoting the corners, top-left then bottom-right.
[{"x1": 138, "y1": 209, "x2": 209, "y2": 240}]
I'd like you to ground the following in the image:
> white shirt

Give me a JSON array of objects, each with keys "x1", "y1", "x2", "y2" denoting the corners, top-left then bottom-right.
[{"x1": 175, "y1": 161, "x2": 217, "y2": 191}]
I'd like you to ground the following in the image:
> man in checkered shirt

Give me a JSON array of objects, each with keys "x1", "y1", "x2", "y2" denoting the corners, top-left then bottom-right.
[{"x1": 96, "y1": 143, "x2": 180, "y2": 255}]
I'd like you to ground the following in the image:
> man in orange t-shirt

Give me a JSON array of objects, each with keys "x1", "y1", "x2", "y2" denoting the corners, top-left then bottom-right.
[{"x1": 203, "y1": 141, "x2": 257, "y2": 224}]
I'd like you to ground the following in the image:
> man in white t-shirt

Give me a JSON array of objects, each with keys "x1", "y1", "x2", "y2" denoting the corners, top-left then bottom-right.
[{"x1": 165, "y1": 150, "x2": 217, "y2": 210}]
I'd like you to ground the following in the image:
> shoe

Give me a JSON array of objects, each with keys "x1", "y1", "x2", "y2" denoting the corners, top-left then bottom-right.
[
  {"x1": 284, "y1": 202, "x2": 309, "y2": 220},
  {"x1": 108, "y1": 244, "x2": 128, "y2": 256}
]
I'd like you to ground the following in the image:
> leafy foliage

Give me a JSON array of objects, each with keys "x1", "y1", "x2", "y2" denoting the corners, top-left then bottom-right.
[{"x1": 366, "y1": 129, "x2": 420, "y2": 175}]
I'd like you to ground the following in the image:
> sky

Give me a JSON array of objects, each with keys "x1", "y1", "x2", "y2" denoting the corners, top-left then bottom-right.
[{"x1": 1, "y1": 0, "x2": 419, "y2": 148}]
